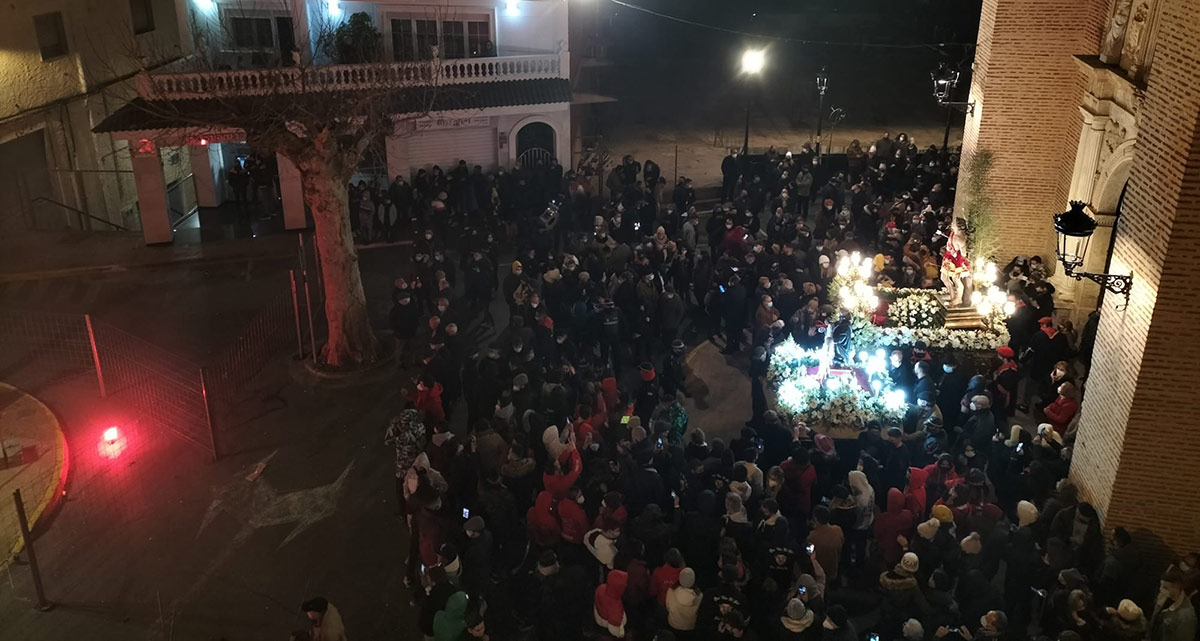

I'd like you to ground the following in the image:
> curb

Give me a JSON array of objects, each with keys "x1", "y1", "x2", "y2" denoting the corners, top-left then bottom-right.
[
  {"x1": 0, "y1": 251, "x2": 297, "y2": 284},
  {"x1": 0, "y1": 383, "x2": 69, "y2": 572}
]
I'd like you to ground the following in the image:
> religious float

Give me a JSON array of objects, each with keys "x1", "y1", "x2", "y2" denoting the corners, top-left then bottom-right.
[{"x1": 767, "y1": 252, "x2": 1013, "y2": 438}]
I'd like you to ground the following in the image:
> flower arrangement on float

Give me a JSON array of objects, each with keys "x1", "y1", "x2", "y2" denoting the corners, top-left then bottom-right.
[
  {"x1": 767, "y1": 254, "x2": 1019, "y2": 433},
  {"x1": 769, "y1": 339, "x2": 907, "y2": 430}
]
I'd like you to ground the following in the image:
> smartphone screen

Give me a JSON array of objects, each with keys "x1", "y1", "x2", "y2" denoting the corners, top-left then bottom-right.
[
  {"x1": 806, "y1": 543, "x2": 815, "y2": 554},
  {"x1": 462, "y1": 507, "x2": 470, "y2": 519}
]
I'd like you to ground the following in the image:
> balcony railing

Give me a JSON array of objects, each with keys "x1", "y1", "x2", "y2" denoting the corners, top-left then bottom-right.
[{"x1": 136, "y1": 52, "x2": 568, "y2": 100}]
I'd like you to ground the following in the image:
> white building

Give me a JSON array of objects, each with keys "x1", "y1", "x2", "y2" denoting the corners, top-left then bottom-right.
[
  {"x1": 0, "y1": 0, "x2": 189, "y2": 237},
  {"x1": 92, "y1": 0, "x2": 573, "y2": 244}
]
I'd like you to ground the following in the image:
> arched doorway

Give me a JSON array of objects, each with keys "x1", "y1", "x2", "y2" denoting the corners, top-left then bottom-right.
[{"x1": 516, "y1": 121, "x2": 555, "y2": 168}]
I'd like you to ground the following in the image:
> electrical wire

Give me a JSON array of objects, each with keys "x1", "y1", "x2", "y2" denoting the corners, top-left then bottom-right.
[{"x1": 604, "y1": 0, "x2": 977, "y2": 50}]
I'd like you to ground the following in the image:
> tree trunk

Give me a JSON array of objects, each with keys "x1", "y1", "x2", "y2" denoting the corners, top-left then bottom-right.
[{"x1": 300, "y1": 163, "x2": 379, "y2": 369}]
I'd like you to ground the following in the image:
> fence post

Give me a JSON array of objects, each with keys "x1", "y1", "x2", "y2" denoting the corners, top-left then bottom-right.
[
  {"x1": 13, "y1": 490, "x2": 53, "y2": 611},
  {"x1": 303, "y1": 273, "x2": 317, "y2": 363},
  {"x1": 84, "y1": 314, "x2": 107, "y2": 398},
  {"x1": 198, "y1": 367, "x2": 219, "y2": 462},
  {"x1": 311, "y1": 231, "x2": 324, "y2": 298},
  {"x1": 289, "y1": 270, "x2": 304, "y2": 359}
]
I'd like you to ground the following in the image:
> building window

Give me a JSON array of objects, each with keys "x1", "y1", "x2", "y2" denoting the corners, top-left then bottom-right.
[
  {"x1": 130, "y1": 0, "x2": 155, "y2": 34},
  {"x1": 390, "y1": 15, "x2": 491, "y2": 61},
  {"x1": 33, "y1": 12, "x2": 68, "y2": 61},
  {"x1": 414, "y1": 19, "x2": 438, "y2": 60},
  {"x1": 468, "y1": 21, "x2": 492, "y2": 57},
  {"x1": 441, "y1": 21, "x2": 465, "y2": 59},
  {"x1": 231, "y1": 16, "x2": 274, "y2": 50},
  {"x1": 391, "y1": 19, "x2": 414, "y2": 61}
]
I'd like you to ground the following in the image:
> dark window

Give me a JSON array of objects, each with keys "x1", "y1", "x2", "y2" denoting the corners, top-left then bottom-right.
[
  {"x1": 130, "y1": 0, "x2": 154, "y2": 34},
  {"x1": 441, "y1": 20, "x2": 465, "y2": 59},
  {"x1": 231, "y1": 16, "x2": 273, "y2": 49},
  {"x1": 414, "y1": 19, "x2": 437, "y2": 60},
  {"x1": 391, "y1": 19, "x2": 413, "y2": 61},
  {"x1": 276, "y1": 16, "x2": 295, "y2": 63},
  {"x1": 33, "y1": 12, "x2": 68, "y2": 60},
  {"x1": 467, "y1": 21, "x2": 490, "y2": 57}
]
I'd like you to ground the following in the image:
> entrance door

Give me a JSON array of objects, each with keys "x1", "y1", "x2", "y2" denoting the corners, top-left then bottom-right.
[{"x1": 516, "y1": 122, "x2": 555, "y2": 168}]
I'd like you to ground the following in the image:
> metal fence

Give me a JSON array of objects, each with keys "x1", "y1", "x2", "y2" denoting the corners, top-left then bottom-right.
[
  {"x1": 0, "y1": 268, "x2": 310, "y2": 463},
  {"x1": 88, "y1": 319, "x2": 217, "y2": 458}
]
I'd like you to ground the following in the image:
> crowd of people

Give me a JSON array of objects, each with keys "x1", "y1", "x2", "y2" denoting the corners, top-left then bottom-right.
[{"x1": 298, "y1": 133, "x2": 1196, "y2": 641}]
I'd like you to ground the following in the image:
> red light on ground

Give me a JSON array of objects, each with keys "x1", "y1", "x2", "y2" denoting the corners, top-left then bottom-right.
[{"x1": 99, "y1": 426, "x2": 126, "y2": 459}]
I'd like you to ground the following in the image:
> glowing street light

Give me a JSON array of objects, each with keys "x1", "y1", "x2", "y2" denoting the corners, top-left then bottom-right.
[
  {"x1": 740, "y1": 48, "x2": 766, "y2": 154},
  {"x1": 741, "y1": 49, "x2": 766, "y2": 74}
]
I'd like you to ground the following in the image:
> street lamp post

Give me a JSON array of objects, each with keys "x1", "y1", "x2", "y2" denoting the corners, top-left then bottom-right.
[
  {"x1": 741, "y1": 49, "x2": 765, "y2": 155},
  {"x1": 931, "y1": 63, "x2": 973, "y2": 151},
  {"x1": 815, "y1": 66, "x2": 828, "y2": 161}
]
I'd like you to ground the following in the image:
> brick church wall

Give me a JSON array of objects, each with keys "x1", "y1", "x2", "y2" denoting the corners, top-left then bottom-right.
[
  {"x1": 960, "y1": 0, "x2": 1109, "y2": 259},
  {"x1": 1073, "y1": 0, "x2": 1200, "y2": 560}
]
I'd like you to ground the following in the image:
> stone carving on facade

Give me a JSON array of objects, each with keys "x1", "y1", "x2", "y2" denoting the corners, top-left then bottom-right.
[
  {"x1": 1095, "y1": 119, "x2": 1131, "y2": 196},
  {"x1": 1100, "y1": 0, "x2": 1133, "y2": 64},
  {"x1": 1120, "y1": 0, "x2": 1153, "y2": 78}
]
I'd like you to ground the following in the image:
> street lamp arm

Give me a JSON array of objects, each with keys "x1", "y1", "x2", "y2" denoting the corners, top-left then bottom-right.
[
  {"x1": 1062, "y1": 262, "x2": 1134, "y2": 298},
  {"x1": 938, "y1": 99, "x2": 976, "y2": 116}
]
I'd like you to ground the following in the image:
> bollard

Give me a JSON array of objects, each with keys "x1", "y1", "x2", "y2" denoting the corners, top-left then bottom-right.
[{"x1": 13, "y1": 489, "x2": 53, "y2": 611}]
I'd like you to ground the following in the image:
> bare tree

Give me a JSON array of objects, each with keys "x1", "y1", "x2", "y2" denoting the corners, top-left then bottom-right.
[{"x1": 113, "y1": 7, "x2": 446, "y2": 369}]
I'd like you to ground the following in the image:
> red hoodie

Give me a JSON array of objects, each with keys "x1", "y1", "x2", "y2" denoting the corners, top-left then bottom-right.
[
  {"x1": 594, "y1": 569, "x2": 628, "y2": 628},
  {"x1": 543, "y1": 448, "x2": 582, "y2": 500},
  {"x1": 904, "y1": 467, "x2": 929, "y2": 518},
  {"x1": 526, "y1": 491, "x2": 562, "y2": 547},
  {"x1": 601, "y1": 377, "x2": 620, "y2": 413},
  {"x1": 414, "y1": 383, "x2": 446, "y2": 424},
  {"x1": 558, "y1": 498, "x2": 590, "y2": 544},
  {"x1": 873, "y1": 488, "x2": 914, "y2": 566},
  {"x1": 780, "y1": 459, "x2": 817, "y2": 514},
  {"x1": 651, "y1": 564, "x2": 684, "y2": 605}
]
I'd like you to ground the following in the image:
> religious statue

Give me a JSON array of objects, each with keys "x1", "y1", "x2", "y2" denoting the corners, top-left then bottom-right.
[
  {"x1": 1100, "y1": 0, "x2": 1133, "y2": 63},
  {"x1": 830, "y1": 316, "x2": 854, "y2": 368},
  {"x1": 940, "y1": 217, "x2": 973, "y2": 307}
]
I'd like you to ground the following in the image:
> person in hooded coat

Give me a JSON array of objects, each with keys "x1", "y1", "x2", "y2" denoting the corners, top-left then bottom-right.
[
  {"x1": 1004, "y1": 500, "x2": 1042, "y2": 633},
  {"x1": 846, "y1": 470, "x2": 875, "y2": 569},
  {"x1": 527, "y1": 490, "x2": 562, "y2": 549},
  {"x1": 777, "y1": 597, "x2": 818, "y2": 640},
  {"x1": 667, "y1": 566, "x2": 703, "y2": 633},
  {"x1": 595, "y1": 569, "x2": 629, "y2": 638},
  {"x1": 433, "y1": 591, "x2": 469, "y2": 641},
  {"x1": 874, "y1": 488, "x2": 915, "y2": 567},
  {"x1": 1049, "y1": 500, "x2": 1104, "y2": 577},
  {"x1": 879, "y1": 553, "x2": 927, "y2": 638},
  {"x1": 904, "y1": 466, "x2": 929, "y2": 518}
]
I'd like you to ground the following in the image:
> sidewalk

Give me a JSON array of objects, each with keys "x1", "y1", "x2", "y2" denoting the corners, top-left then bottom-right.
[
  {"x1": 0, "y1": 228, "x2": 301, "y2": 282},
  {"x1": 0, "y1": 382, "x2": 68, "y2": 570}
]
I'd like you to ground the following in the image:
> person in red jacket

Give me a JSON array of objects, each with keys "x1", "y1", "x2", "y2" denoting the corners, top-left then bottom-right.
[
  {"x1": 412, "y1": 375, "x2": 446, "y2": 424},
  {"x1": 558, "y1": 486, "x2": 590, "y2": 545},
  {"x1": 779, "y1": 448, "x2": 817, "y2": 522},
  {"x1": 873, "y1": 488, "x2": 914, "y2": 567},
  {"x1": 1040, "y1": 381, "x2": 1080, "y2": 436},
  {"x1": 651, "y1": 548, "x2": 686, "y2": 606},
  {"x1": 527, "y1": 490, "x2": 562, "y2": 548},
  {"x1": 904, "y1": 466, "x2": 929, "y2": 518},
  {"x1": 543, "y1": 445, "x2": 582, "y2": 500}
]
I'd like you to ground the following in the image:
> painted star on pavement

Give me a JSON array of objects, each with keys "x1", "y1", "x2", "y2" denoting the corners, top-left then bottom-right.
[{"x1": 199, "y1": 450, "x2": 355, "y2": 548}]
